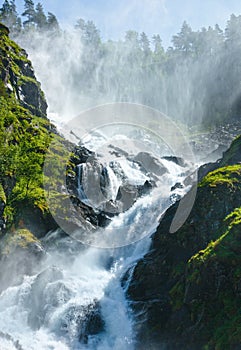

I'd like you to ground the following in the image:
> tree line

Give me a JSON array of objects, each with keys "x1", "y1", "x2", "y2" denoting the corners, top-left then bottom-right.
[
  {"x1": 1, "y1": 0, "x2": 241, "y2": 127},
  {"x1": 0, "y1": 0, "x2": 59, "y2": 33}
]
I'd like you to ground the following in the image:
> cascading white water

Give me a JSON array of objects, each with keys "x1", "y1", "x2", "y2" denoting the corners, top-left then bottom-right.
[{"x1": 0, "y1": 155, "x2": 190, "y2": 350}]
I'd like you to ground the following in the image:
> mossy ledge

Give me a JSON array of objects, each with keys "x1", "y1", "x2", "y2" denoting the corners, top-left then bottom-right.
[
  {"x1": 0, "y1": 24, "x2": 70, "y2": 240},
  {"x1": 0, "y1": 22, "x2": 47, "y2": 118},
  {"x1": 127, "y1": 134, "x2": 241, "y2": 349}
]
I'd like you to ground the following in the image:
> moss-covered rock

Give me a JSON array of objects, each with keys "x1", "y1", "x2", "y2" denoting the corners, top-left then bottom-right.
[
  {"x1": 220, "y1": 135, "x2": 241, "y2": 166},
  {"x1": 127, "y1": 134, "x2": 241, "y2": 350},
  {"x1": 0, "y1": 23, "x2": 9, "y2": 36},
  {"x1": 199, "y1": 164, "x2": 241, "y2": 188},
  {"x1": 0, "y1": 228, "x2": 42, "y2": 254},
  {"x1": 0, "y1": 24, "x2": 111, "y2": 242},
  {"x1": 0, "y1": 94, "x2": 58, "y2": 235},
  {"x1": 0, "y1": 23, "x2": 47, "y2": 117},
  {"x1": 0, "y1": 25, "x2": 62, "y2": 237},
  {"x1": 0, "y1": 228, "x2": 45, "y2": 291},
  {"x1": 182, "y1": 208, "x2": 241, "y2": 350}
]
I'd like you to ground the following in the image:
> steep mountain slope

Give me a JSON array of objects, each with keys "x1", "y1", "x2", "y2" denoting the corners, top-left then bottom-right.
[
  {"x1": 0, "y1": 23, "x2": 47, "y2": 118},
  {"x1": 0, "y1": 25, "x2": 66, "y2": 235},
  {"x1": 127, "y1": 135, "x2": 241, "y2": 350},
  {"x1": 0, "y1": 22, "x2": 59, "y2": 290},
  {"x1": 0, "y1": 23, "x2": 54, "y2": 235},
  {"x1": 0, "y1": 24, "x2": 121, "y2": 292}
]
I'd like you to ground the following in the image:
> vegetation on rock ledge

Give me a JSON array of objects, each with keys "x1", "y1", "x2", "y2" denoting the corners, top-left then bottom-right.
[
  {"x1": 0, "y1": 23, "x2": 71, "y2": 238},
  {"x1": 128, "y1": 130, "x2": 241, "y2": 349}
]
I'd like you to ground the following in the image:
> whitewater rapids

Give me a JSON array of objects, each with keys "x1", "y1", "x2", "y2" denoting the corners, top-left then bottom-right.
[{"x1": 0, "y1": 149, "x2": 192, "y2": 350}]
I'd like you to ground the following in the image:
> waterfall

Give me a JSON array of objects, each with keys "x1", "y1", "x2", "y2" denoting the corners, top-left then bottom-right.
[
  {"x1": 0, "y1": 150, "x2": 192, "y2": 350},
  {"x1": 77, "y1": 164, "x2": 89, "y2": 204},
  {"x1": 105, "y1": 165, "x2": 120, "y2": 201}
]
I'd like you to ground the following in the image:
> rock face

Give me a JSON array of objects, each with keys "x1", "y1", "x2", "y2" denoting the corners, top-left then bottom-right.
[
  {"x1": 66, "y1": 146, "x2": 114, "y2": 229},
  {"x1": 0, "y1": 24, "x2": 47, "y2": 117},
  {"x1": 0, "y1": 25, "x2": 63, "y2": 293},
  {"x1": 66, "y1": 148, "x2": 157, "y2": 230},
  {"x1": 220, "y1": 134, "x2": 241, "y2": 166},
  {"x1": 0, "y1": 24, "x2": 60, "y2": 240},
  {"x1": 58, "y1": 301, "x2": 104, "y2": 344},
  {"x1": 0, "y1": 229, "x2": 45, "y2": 292},
  {"x1": 27, "y1": 266, "x2": 65, "y2": 329},
  {"x1": 127, "y1": 135, "x2": 241, "y2": 350},
  {"x1": 134, "y1": 152, "x2": 168, "y2": 177},
  {"x1": 78, "y1": 302, "x2": 104, "y2": 344},
  {"x1": 27, "y1": 266, "x2": 104, "y2": 344},
  {"x1": 190, "y1": 120, "x2": 241, "y2": 162}
]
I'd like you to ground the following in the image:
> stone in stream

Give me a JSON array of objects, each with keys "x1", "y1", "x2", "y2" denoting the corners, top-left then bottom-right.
[
  {"x1": 27, "y1": 266, "x2": 65, "y2": 329},
  {"x1": 134, "y1": 152, "x2": 168, "y2": 177},
  {"x1": 59, "y1": 301, "x2": 104, "y2": 344}
]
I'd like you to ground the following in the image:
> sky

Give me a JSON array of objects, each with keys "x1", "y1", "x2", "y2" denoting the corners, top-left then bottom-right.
[{"x1": 11, "y1": 0, "x2": 241, "y2": 46}]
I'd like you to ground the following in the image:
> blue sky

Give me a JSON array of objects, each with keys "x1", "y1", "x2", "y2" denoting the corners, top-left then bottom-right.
[{"x1": 12, "y1": 0, "x2": 241, "y2": 46}]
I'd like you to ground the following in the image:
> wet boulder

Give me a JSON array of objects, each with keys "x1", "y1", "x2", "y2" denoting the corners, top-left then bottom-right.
[
  {"x1": 59, "y1": 301, "x2": 104, "y2": 344},
  {"x1": 134, "y1": 152, "x2": 168, "y2": 177},
  {"x1": 27, "y1": 266, "x2": 65, "y2": 329},
  {"x1": 0, "y1": 229, "x2": 45, "y2": 292}
]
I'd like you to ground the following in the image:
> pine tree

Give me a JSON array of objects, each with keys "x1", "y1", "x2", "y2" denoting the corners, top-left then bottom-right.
[
  {"x1": 140, "y1": 32, "x2": 151, "y2": 55},
  {"x1": 125, "y1": 30, "x2": 139, "y2": 47},
  {"x1": 225, "y1": 14, "x2": 241, "y2": 46},
  {"x1": 47, "y1": 12, "x2": 59, "y2": 31},
  {"x1": 84, "y1": 20, "x2": 101, "y2": 46},
  {"x1": 172, "y1": 21, "x2": 195, "y2": 54},
  {"x1": 22, "y1": 0, "x2": 36, "y2": 28},
  {"x1": 75, "y1": 18, "x2": 85, "y2": 31},
  {"x1": 0, "y1": 0, "x2": 21, "y2": 33},
  {"x1": 152, "y1": 34, "x2": 164, "y2": 55},
  {"x1": 75, "y1": 18, "x2": 85, "y2": 40},
  {"x1": 0, "y1": 0, "x2": 11, "y2": 21},
  {"x1": 35, "y1": 3, "x2": 47, "y2": 30}
]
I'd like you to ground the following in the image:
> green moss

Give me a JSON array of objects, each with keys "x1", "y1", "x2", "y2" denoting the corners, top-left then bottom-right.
[
  {"x1": 0, "y1": 94, "x2": 53, "y2": 227},
  {"x1": 165, "y1": 136, "x2": 241, "y2": 348},
  {"x1": 0, "y1": 26, "x2": 41, "y2": 116},
  {"x1": 2, "y1": 33, "x2": 29, "y2": 62},
  {"x1": 189, "y1": 239, "x2": 220, "y2": 264},
  {"x1": 18, "y1": 75, "x2": 40, "y2": 86},
  {"x1": 171, "y1": 261, "x2": 186, "y2": 278},
  {"x1": 0, "y1": 80, "x2": 8, "y2": 97},
  {"x1": 225, "y1": 207, "x2": 241, "y2": 226},
  {"x1": 189, "y1": 207, "x2": 241, "y2": 267},
  {"x1": 204, "y1": 291, "x2": 241, "y2": 350},
  {"x1": 199, "y1": 164, "x2": 241, "y2": 188},
  {"x1": 0, "y1": 183, "x2": 6, "y2": 203},
  {"x1": 184, "y1": 207, "x2": 241, "y2": 349},
  {"x1": 169, "y1": 280, "x2": 185, "y2": 311},
  {"x1": 0, "y1": 228, "x2": 40, "y2": 255},
  {"x1": 0, "y1": 92, "x2": 75, "y2": 231},
  {"x1": 14, "y1": 228, "x2": 39, "y2": 248},
  {"x1": 3, "y1": 205, "x2": 14, "y2": 224},
  {"x1": 0, "y1": 28, "x2": 75, "y2": 240},
  {"x1": 186, "y1": 267, "x2": 201, "y2": 283}
]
